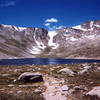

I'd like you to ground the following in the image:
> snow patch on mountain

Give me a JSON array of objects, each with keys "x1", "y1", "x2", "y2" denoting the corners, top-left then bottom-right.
[
  {"x1": 48, "y1": 31, "x2": 58, "y2": 47},
  {"x1": 18, "y1": 27, "x2": 26, "y2": 31},
  {"x1": 87, "y1": 35, "x2": 95, "y2": 40},
  {"x1": 90, "y1": 21, "x2": 94, "y2": 28},
  {"x1": 3, "y1": 24, "x2": 12, "y2": 28},
  {"x1": 35, "y1": 40, "x2": 46, "y2": 49},
  {"x1": 13, "y1": 26, "x2": 19, "y2": 31},
  {"x1": 70, "y1": 37, "x2": 78, "y2": 41},
  {"x1": 2, "y1": 24, "x2": 26, "y2": 31},
  {"x1": 72, "y1": 25, "x2": 87, "y2": 31},
  {"x1": 72, "y1": 21, "x2": 94, "y2": 31},
  {"x1": 52, "y1": 44, "x2": 59, "y2": 49},
  {"x1": 29, "y1": 46, "x2": 41, "y2": 54},
  {"x1": 94, "y1": 24, "x2": 100, "y2": 28},
  {"x1": 89, "y1": 21, "x2": 94, "y2": 31}
]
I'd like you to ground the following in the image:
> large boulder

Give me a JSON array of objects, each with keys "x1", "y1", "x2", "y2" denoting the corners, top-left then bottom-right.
[
  {"x1": 78, "y1": 65, "x2": 92, "y2": 75},
  {"x1": 58, "y1": 68, "x2": 75, "y2": 76},
  {"x1": 18, "y1": 72, "x2": 43, "y2": 83}
]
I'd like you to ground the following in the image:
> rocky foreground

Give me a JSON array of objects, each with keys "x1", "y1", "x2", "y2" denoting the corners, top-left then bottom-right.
[{"x1": 0, "y1": 63, "x2": 100, "y2": 100}]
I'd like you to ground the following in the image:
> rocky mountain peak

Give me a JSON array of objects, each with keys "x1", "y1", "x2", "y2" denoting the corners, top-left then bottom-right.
[{"x1": 72, "y1": 20, "x2": 100, "y2": 32}]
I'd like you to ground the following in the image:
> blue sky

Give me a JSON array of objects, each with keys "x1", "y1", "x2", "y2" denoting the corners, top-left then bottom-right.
[{"x1": 0, "y1": 0, "x2": 100, "y2": 30}]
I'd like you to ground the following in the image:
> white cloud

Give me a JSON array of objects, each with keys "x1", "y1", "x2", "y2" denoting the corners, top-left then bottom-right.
[
  {"x1": 44, "y1": 17, "x2": 65, "y2": 30},
  {"x1": 0, "y1": 1, "x2": 15, "y2": 7},
  {"x1": 45, "y1": 18, "x2": 58, "y2": 23},
  {"x1": 44, "y1": 23, "x2": 50, "y2": 26}
]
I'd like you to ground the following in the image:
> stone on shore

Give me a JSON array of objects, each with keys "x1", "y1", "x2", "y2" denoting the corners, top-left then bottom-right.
[
  {"x1": 86, "y1": 86, "x2": 100, "y2": 98},
  {"x1": 58, "y1": 68, "x2": 75, "y2": 76},
  {"x1": 18, "y1": 72, "x2": 43, "y2": 83}
]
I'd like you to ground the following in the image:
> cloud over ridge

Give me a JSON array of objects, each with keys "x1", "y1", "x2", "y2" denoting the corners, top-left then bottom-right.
[
  {"x1": 44, "y1": 17, "x2": 65, "y2": 30},
  {"x1": 45, "y1": 18, "x2": 58, "y2": 23}
]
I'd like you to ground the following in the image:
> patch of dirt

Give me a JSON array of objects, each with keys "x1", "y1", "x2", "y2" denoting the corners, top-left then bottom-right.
[{"x1": 43, "y1": 75, "x2": 68, "y2": 100}]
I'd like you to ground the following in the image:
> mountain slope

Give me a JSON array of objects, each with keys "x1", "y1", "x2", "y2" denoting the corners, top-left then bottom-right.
[
  {"x1": 47, "y1": 20, "x2": 100, "y2": 58},
  {"x1": 0, "y1": 25, "x2": 48, "y2": 58},
  {"x1": 0, "y1": 20, "x2": 100, "y2": 59}
]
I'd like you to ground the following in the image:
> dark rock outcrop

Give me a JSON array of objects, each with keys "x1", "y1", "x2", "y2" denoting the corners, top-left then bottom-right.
[{"x1": 18, "y1": 72, "x2": 43, "y2": 83}]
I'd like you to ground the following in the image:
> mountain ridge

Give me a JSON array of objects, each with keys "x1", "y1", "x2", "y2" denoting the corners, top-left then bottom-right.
[{"x1": 0, "y1": 20, "x2": 100, "y2": 59}]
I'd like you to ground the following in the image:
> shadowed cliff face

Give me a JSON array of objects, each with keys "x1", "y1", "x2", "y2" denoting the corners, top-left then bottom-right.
[{"x1": 0, "y1": 20, "x2": 100, "y2": 59}]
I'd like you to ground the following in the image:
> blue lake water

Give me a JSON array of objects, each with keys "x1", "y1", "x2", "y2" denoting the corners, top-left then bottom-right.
[{"x1": 0, "y1": 58, "x2": 100, "y2": 66}]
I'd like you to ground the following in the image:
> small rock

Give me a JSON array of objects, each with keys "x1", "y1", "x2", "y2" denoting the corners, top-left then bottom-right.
[
  {"x1": 35, "y1": 88, "x2": 42, "y2": 93},
  {"x1": 14, "y1": 69, "x2": 20, "y2": 73},
  {"x1": 97, "y1": 67, "x2": 100, "y2": 71},
  {"x1": 58, "y1": 68, "x2": 75, "y2": 76},
  {"x1": 78, "y1": 65, "x2": 92, "y2": 75},
  {"x1": 78, "y1": 69, "x2": 88, "y2": 75},
  {"x1": 9, "y1": 91, "x2": 13, "y2": 94},
  {"x1": 74, "y1": 86, "x2": 87, "y2": 91},
  {"x1": 86, "y1": 86, "x2": 100, "y2": 98},
  {"x1": 0, "y1": 89, "x2": 5, "y2": 91},
  {"x1": 17, "y1": 90, "x2": 22, "y2": 94},
  {"x1": 33, "y1": 69, "x2": 35, "y2": 71},
  {"x1": 84, "y1": 65, "x2": 91, "y2": 70},
  {"x1": 68, "y1": 89, "x2": 74, "y2": 94},
  {"x1": 8, "y1": 84, "x2": 14, "y2": 87},
  {"x1": 18, "y1": 72, "x2": 43, "y2": 83},
  {"x1": 19, "y1": 85, "x2": 35, "y2": 88},
  {"x1": 13, "y1": 79, "x2": 17, "y2": 82},
  {"x1": 61, "y1": 85, "x2": 69, "y2": 91},
  {"x1": 38, "y1": 68, "x2": 41, "y2": 70},
  {"x1": 2, "y1": 74, "x2": 9, "y2": 76}
]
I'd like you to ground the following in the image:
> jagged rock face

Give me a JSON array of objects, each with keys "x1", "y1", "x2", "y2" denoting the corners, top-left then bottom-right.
[
  {"x1": 0, "y1": 20, "x2": 100, "y2": 59},
  {"x1": 0, "y1": 25, "x2": 48, "y2": 58},
  {"x1": 51, "y1": 20, "x2": 100, "y2": 58}
]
